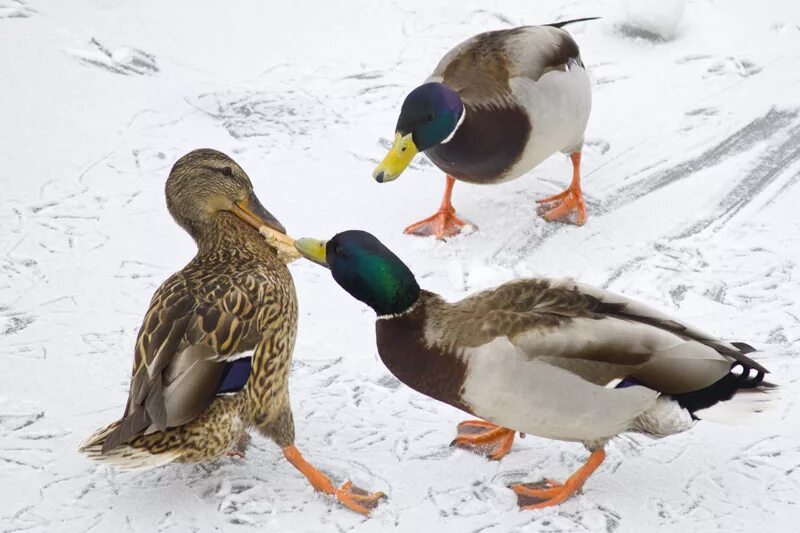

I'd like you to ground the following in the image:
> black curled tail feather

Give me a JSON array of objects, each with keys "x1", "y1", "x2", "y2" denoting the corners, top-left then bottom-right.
[
  {"x1": 546, "y1": 17, "x2": 601, "y2": 29},
  {"x1": 731, "y1": 341, "x2": 757, "y2": 354},
  {"x1": 674, "y1": 362, "x2": 769, "y2": 417}
]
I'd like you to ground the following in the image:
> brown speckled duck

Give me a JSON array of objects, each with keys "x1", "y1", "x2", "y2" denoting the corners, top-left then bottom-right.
[
  {"x1": 373, "y1": 19, "x2": 598, "y2": 239},
  {"x1": 79, "y1": 149, "x2": 385, "y2": 515},
  {"x1": 294, "y1": 230, "x2": 776, "y2": 509}
]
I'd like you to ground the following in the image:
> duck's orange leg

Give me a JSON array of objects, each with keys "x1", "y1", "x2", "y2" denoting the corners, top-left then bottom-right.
[
  {"x1": 451, "y1": 419, "x2": 516, "y2": 461},
  {"x1": 537, "y1": 152, "x2": 587, "y2": 226},
  {"x1": 510, "y1": 448, "x2": 606, "y2": 509},
  {"x1": 282, "y1": 445, "x2": 387, "y2": 515},
  {"x1": 404, "y1": 175, "x2": 477, "y2": 239}
]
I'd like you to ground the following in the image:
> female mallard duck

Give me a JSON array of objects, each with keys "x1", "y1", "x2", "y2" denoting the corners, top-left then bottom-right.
[
  {"x1": 294, "y1": 230, "x2": 776, "y2": 509},
  {"x1": 373, "y1": 19, "x2": 598, "y2": 239},
  {"x1": 79, "y1": 150, "x2": 385, "y2": 515}
]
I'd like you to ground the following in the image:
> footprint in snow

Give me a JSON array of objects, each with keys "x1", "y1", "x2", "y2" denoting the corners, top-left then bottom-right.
[
  {"x1": 585, "y1": 138, "x2": 611, "y2": 155},
  {"x1": 65, "y1": 38, "x2": 158, "y2": 76},
  {"x1": 684, "y1": 107, "x2": 718, "y2": 117},
  {"x1": 705, "y1": 57, "x2": 762, "y2": 78},
  {"x1": 0, "y1": 0, "x2": 36, "y2": 18}
]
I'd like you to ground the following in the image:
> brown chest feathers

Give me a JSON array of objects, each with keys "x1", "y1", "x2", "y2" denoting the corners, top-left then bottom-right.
[
  {"x1": 375, "y1": 302, "x2": 470, "y2": 412},
  {"x1": 425, "y1": 103, "x2": 530, "y2": 184}
]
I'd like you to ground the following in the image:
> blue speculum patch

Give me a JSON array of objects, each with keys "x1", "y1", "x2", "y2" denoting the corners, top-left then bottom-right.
[{"x1": 218, "y1": 357, "x2": 252, "y2": 394}]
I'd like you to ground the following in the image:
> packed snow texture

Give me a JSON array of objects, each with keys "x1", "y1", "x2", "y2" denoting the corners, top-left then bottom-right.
[
  {"x1": 2, "y1": 1, "x2": 800, "y2": 532},
  {"x1": 620, "y1": 0, "x2": 686, "y2": 40}
]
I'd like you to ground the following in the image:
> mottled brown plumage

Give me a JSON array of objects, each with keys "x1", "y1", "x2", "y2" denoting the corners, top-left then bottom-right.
[
  {"x1": 81, "y1": 148, "x2": 296, "y2": 463},
  {"x1": 80, "y1": 150, "x2": 385, "y2": 514}
]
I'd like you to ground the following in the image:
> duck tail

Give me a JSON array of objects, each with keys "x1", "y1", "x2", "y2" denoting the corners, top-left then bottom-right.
[
  {"x1": 546, "y1": 17, "x2": 601, "y2": 29},
  {"x1": 79, "y1": 420, "x2": 181, "y2": 471},
  {"x1": 675, "y1": 362, "x2": 779, "y2": 425}
]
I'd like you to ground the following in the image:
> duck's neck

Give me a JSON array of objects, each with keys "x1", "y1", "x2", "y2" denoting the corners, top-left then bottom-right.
[
  {"x1": 440, "y1": 106, "x2": 466, "y2": 144},
  {"x1": 374, "y1": 291, "x2": 421, "y2": 320},
  {"x1": 375, "y1": 291, "x2": 471, "y2": 412},
  {"x1": 193, "y1": 212, "x2": 275, "y2": 260}
]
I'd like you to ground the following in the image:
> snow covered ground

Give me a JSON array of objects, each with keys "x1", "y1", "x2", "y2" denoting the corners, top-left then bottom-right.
[{"x1": 2, "y1": 1, "x2": 800, "y2": 531}]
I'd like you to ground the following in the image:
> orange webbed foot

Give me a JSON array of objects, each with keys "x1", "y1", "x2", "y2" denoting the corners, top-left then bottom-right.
[
  {"x1": 510, "y1": 479, "x2": 574, "y2": 509},
  {"x1": 537, "y1": 187, "x2": 587, "y2": 226},
  {"x1": 405, "y1": 174, "x2": 477, "y2": 239},
  {"x1": 509, "y1": 448, "x2": 606, "y2": 510},
  {"x1": 334, "y1": 481, "x2": 387, "y2": 515},
  {"x1": 451, "y1": 420, "x2": 515, "y2": 461},
  {"x1": 537, "y1": 151, "x2": 587, "y2": 226},
  {"x1": 282, "y1": 445, "x2": 386, "y2": 516},
  {"x1": 404, "y1": 208, "x2": 476, "y2": 239}
]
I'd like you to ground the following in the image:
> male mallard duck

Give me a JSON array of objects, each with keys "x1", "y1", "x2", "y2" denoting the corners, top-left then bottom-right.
[
  {"x1": 79, "y1": 150, "x2": 385, "y2": 515},
  {"x1": 294, "y1": 230, "x2": 776, "y2": 509},
  {"x1": 373, "y1": 19, "x2": 598, "y2": 239}
]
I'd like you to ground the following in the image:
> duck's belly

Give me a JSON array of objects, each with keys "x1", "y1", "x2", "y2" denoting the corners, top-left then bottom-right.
[
  {"x1": 505, "y1": 65, "x2": 592, "y2": 180},
  {"x1": 459, "y1": 337, "x2": 657, "y2": 443}
]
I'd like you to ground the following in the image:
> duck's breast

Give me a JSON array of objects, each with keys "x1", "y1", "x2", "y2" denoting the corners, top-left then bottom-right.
[
  {"x1": 375, "y1": 312, "x2": 472, "y2": 412},
  {"x1": 505, "y1": 59, "x2": 592, "y2": 178},
  {"x1": 425, "y1": 103, "x2": 531, "y2": 185}
]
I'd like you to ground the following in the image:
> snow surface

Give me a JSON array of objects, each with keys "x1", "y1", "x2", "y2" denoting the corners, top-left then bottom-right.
[
  {"x1": 620, "y1": 0, "x2": 685, "y2": 41},
  {"x1": 2, "y1": 1, "x2": 800, "y2": 531}
]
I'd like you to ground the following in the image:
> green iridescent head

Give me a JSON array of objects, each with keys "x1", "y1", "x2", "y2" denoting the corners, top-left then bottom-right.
[
  {"x1": 294, "y1": 230, "x2": 420, "y2": 316},
  {"x1": 372, "y1": 82, "x2": 465, "y2": 183}
]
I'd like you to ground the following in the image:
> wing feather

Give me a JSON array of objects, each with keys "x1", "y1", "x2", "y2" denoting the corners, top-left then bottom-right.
[
  {"x1": 103, "y1": 268, "x2": 269, "y2": 452},
  {"x1": 436, "y1": 278, "x2": 763, "y2": 397},
  {"x1": 428, "y1": 26, "x2": 583, "y2": 105}
]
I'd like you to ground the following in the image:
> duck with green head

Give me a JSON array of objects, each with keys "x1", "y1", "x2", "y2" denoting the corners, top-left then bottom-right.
[
  {"x1": 295, "y1": 230, "x2": 776, "y2": 509},
  {"x1": 373, "y1": 19, "x2": 597, "y2": 239}
]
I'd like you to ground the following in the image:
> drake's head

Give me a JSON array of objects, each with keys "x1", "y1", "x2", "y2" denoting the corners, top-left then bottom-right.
[
  {"x1": 373, "y1": 83, "x2": 464, "y2": 183},
  {"x1": 166, "y1": 149, "x2": 285, "y2": 239},
  {"x1": 294, "y1": 230, "x2": 420, "y2": 316}
]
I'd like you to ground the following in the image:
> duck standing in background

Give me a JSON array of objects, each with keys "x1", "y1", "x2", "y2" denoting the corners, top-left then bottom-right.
[
  {"x1": 79, "y1": 150, "x2": 385, "y2": 515},
  {"x1": 373, "y1": 19, "x2": 597, "y2": 239},
  {"x1": 294, "y1": 230, "x2": 776, "y2": 509}
]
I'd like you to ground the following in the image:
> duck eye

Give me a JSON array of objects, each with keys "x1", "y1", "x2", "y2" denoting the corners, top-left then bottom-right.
[
  {"x1": 222, "y1": 166, "x2": 234, "y2": 177},
  {"x1": 426, "y1": 113, "x2": 435, "y2": 122}
]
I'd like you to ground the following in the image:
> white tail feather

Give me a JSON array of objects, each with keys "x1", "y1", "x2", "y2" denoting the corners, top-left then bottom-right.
[{"x1": 694, "y1": 384, "x2": 779, "y2": 425}]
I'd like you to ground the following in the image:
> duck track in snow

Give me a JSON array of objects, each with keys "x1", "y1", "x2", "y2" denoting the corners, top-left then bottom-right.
[
  {"x1": 671, "y1": 120, "x2": 800, "y2": 239},
  {"x1": 602, "y1": 107, "x2": 799, "y2": 213},
  {"x1": 497, "y1": 107, "x2": 800, "y2": 262}
]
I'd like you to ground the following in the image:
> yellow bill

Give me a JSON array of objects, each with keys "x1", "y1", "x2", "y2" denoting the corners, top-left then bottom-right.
[
  {"x1": 372, "y1": 132, "x2": 417, "y2": 183},
  {"x1": 294, "y1": 238, "x2": 329, "y2": 268}
]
